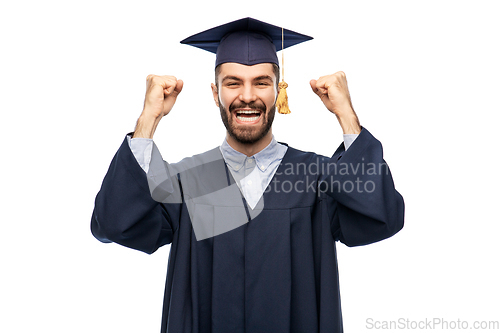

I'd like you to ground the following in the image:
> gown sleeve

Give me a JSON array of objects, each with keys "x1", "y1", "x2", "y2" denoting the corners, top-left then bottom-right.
[
  {"x1": 90, "y1": 135, "x2": 180, "y2": 254},
  {"x1": 325, "y1": 128, "x2": 405, "y2": 247}
]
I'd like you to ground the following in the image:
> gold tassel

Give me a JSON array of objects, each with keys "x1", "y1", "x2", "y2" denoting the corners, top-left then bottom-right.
[
  {"x1": 277, "y1": 27, "x2": 291, "y2": 114},
  {"x1": 277, "y1": 81, "x2": 290, "y2": 114}
]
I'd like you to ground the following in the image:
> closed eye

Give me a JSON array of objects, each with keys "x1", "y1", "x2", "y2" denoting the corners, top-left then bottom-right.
[{"x1": 254, "y1": 75, "x2": 273, "y2": 87}]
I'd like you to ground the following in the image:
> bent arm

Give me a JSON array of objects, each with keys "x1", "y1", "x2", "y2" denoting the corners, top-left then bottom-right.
[
  {"x1": 325, "y1": 128, "x2": 404, "y2": 246},
  {"x1": 91, "y1": 136, "x2": 179, "y2": 254}
]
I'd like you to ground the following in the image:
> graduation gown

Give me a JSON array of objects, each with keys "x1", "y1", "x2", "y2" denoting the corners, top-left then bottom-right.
[{"x1": 91, "y1": 128, "x2": 404, "y2": 333}]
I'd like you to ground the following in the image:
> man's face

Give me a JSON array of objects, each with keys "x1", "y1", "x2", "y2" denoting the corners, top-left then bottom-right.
[{"x1": 212, "y1": 63, "x2": 277, "y2": 145}]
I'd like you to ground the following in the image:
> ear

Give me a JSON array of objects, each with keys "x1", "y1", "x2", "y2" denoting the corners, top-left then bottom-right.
[{"x1": 211, "y1": 83, "x2": 219, "y2": 107}]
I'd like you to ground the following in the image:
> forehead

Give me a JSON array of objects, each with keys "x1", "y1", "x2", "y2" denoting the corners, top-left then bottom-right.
[{"x1": 218, "y1": 62, "x2": 275, "y2": 81}]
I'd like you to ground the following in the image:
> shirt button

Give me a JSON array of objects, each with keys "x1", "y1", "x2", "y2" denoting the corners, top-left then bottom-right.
[
  {"x1": 248, "y1": 159, "x2": 254, "y2": 163},
  {"x1": 247, "y1": 180, "x2": 253, "y2": 185}
]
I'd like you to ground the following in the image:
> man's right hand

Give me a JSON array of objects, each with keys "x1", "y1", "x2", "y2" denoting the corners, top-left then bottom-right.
[{"x1": 133, "y1": 75, "x2": 184, "y2": 139}]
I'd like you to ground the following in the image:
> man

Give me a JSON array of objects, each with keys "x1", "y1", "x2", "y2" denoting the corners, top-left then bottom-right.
[{"x1": 91, "y1": 18, "x2": 404, "y2": 333}]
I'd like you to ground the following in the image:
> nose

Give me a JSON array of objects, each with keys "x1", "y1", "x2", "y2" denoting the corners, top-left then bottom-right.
[{"x1": 239, "y1": 84, "x2": 257, "y2": 104}]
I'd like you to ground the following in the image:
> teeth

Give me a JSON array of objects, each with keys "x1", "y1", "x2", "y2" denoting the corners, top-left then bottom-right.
[
  {"x1": 237, "y1": 116, "x2": 259, "y2": 122},
  {"x1": 235, "y1": 110, "x2": 261, "y2": 122},
  {"x1": 237, "y1": 110, "x2": 260, "y2": 114}
]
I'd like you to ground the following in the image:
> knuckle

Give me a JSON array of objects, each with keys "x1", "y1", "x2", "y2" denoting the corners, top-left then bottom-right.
[{"x1": 165, "y1": 75, "x2": 177, "y2": 82}]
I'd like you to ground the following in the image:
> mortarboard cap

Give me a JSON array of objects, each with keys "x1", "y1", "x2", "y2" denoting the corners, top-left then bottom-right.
[
  {"x1": 180, "y1": 17, "x2": 313, "y2": 68},
  {"x1": 180, "y1": 18, "x2": 313, "y2": 114}
]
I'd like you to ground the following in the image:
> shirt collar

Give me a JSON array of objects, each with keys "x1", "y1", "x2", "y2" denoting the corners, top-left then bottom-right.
[{"x1": 219, "y1": 136, "x2": 281, "y2": 172}]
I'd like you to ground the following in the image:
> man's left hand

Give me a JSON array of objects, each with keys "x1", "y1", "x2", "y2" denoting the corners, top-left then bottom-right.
[{"x1": 310, "y1": 72, "x2": 361, "y2": 134}]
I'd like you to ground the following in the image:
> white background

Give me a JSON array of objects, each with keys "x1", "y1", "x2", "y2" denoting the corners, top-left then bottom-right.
[{"x1": 1, "y1": 0, "x2": 499, "y2": 332}]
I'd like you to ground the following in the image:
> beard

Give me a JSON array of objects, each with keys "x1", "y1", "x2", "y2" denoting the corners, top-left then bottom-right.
[{"x1": 219, "y1": 98, "x2": 276, "y2": 145}]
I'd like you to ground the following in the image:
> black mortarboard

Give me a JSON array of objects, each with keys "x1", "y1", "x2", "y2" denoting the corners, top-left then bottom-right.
[
  {"x1": 180, "y1": 17, "x2": 313, "y2": 68},
  {"x1": 180, "y1": 17, "x2": 313, "y2": 114}
]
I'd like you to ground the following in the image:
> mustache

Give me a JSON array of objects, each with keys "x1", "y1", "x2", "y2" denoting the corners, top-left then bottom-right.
[{"x1": 229, "y1": 101, "x2": 266, "y2": 113}]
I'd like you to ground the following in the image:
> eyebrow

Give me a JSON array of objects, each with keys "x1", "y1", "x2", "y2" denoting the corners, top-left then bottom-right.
[
  {"x1": 253, "y1": 75, "x2": 273, "y2": 82},
  {"x1": 221, "y1": 76, "x2": 243, "y2": 83},
  {"x1": 221, "y1": 75, "x2": 274, "y2": 83}
]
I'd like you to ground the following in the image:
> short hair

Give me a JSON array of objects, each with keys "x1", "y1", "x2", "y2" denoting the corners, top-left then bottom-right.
[{"x1": 215, "y1": 63, "x2": 280, "y2": 89}]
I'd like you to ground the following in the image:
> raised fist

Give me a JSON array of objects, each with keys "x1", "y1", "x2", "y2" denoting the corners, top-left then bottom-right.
[
  {"x1": 143, "y1": 75, "x2": 184, "y2": 119},
  {"x1": 310, "y1": 72, "x2": 361, "y2": 134},
  {"x1": 133, "y1": 75, "x2": 183, "y2": 139}
]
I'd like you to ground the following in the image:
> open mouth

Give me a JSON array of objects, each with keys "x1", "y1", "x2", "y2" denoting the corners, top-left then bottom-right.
[{"x1": 234, "y1": 110, "x2": 262, "y2": 123}]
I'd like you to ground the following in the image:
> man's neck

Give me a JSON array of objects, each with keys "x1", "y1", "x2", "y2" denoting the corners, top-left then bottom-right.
[{"x1": 225, "y1": 131, "x2": 273, "y2": 157}]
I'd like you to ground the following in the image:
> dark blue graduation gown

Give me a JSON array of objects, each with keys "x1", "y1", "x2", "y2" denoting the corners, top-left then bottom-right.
[{"x1": 91, "y1": 128, "x2": 404, "y2": 333}]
